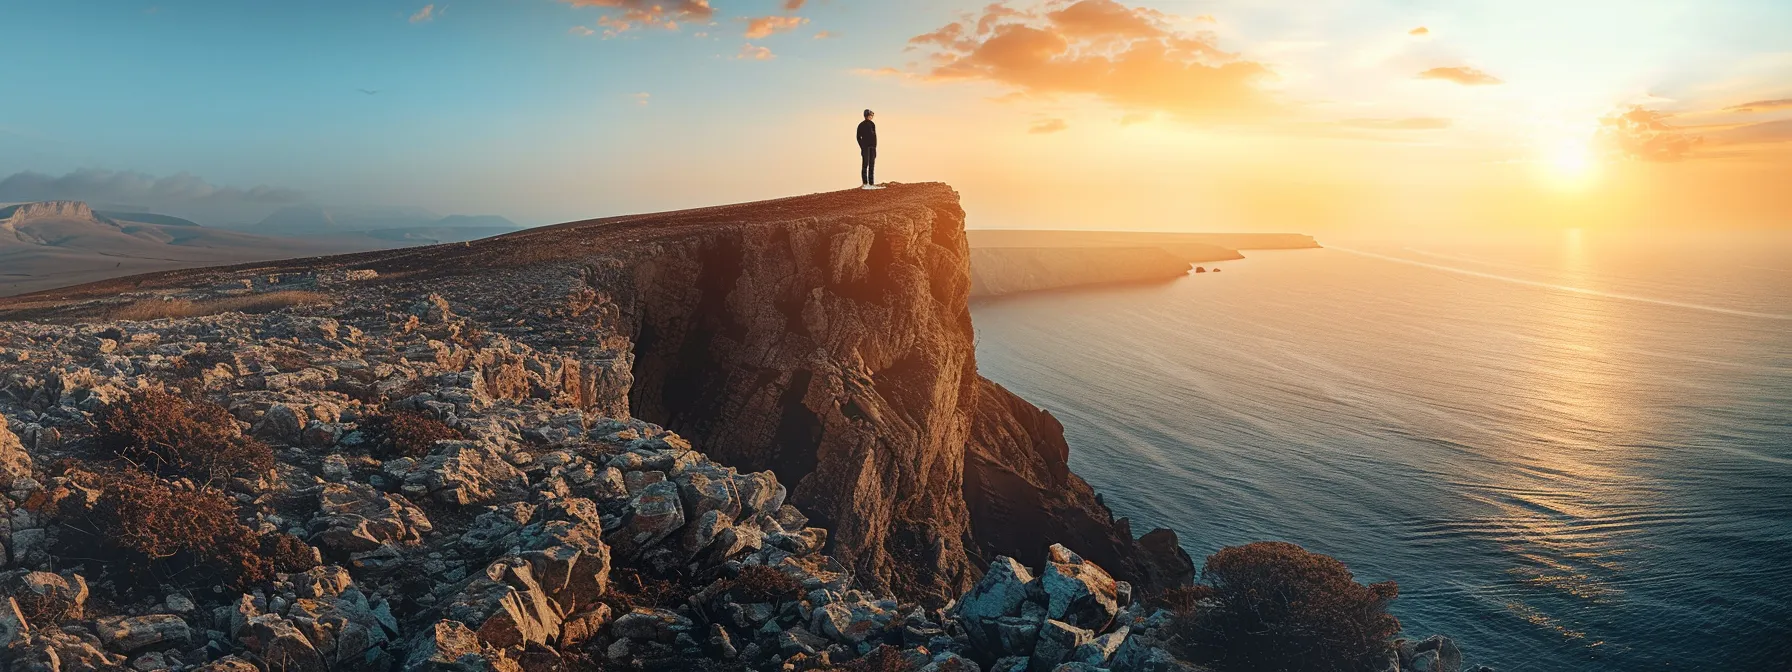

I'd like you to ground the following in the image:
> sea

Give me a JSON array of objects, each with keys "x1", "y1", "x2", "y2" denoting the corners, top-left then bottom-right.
[{"x1": 969, "y1": 230, "x2": 1792, "y2": 671}]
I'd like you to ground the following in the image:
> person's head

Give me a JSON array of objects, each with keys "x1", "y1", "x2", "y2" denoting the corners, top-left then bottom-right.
[{"x1": 864, "y1": 109, "x2": 875, "y2": 120}]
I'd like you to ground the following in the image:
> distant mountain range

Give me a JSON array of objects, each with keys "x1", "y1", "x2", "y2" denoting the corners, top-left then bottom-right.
[
  {"x1": 229, "y1": 204, "x2": 521, "y2": 244},
  {"x1": 0, "y1": 201, "x2": 525, "y2": 297}
]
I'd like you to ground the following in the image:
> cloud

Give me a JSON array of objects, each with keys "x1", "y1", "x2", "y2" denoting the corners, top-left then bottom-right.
[
  {"x1": 1339, "y1": 117, "x2": 1452, "y2": 130},
  {"x1": 570, "y1": 25, "x2": 595, "y2": 36},
  {"x1": 901, "y1": 0, "x2": 1274, "y2": 122},
  {"x1": 783, "y1": 0, "x2": 806, "y2": 9},
  {"x1": 1028, "y1": 118, "x2": 1070, "y2": 134},
  {"x1": 1710, "y1": 118, "x2": 1792, "y2": 146},
  {"x1": 814, "y1": 30, "x2": 837, "y2": 39},
  {"x1": 1408, "y1": 26, "x2": 1429, "y2": 36},
  {"x1": 410, "y1": 4, "x2": 435, "y2": 23},
  {"x1": 1726, "y1": 98, "x2": 1792, "y2": 113},
  {"x1": 629, "y1": 92, "x2": 651, "y2": 106},
  {"x1": 736, "y1": 43, "x2": 775, "y2": 60},
  {"x1": 1597, "y1": 107, "x2": 1702, "y2": 161},
  {"x1": 1418, "y1": 66, "x2": 1502, "y2": 86},
  {"x1": 743, "y1": 15, "x2": 808, "y2": 39},
  {"x1": 0, "y1": 169, "x2": 306, "y2": 224},
  {"x1": 560, "y1": 0, "x2": 713, "y2": 35}
]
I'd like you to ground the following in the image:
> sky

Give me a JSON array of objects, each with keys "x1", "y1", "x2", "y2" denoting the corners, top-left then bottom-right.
[{"x1": 2, "y1": 0, "x2": 1790, "y2": 234}]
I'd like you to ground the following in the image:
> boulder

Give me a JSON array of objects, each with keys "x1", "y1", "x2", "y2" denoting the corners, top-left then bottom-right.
[
  {"x1": 0, "y1": 422, "x2": 30, "y2": 483},
  {"x1": 1411, "y1": 635, "x2": 1463, "y2": 672},
  {"x1": 609, "y1": 480, "x2": 685, "y2": 560},
  {"x1": 248, "y1": 613, "x2": 327, "y2": 672},
  {"x1": 1031, "y1": 619, "x2": 1093, "y2": 672},
  {"x1": 611, "y1": 608, "x2": 692, "y2": 642},
  {"x1": 446, "y1": 559, "x2": 564, "y2": 649},
  {"x1": 955, "y1": 556, "x2": 1038, "y2": 654},
  {"x1": 95, "y1": 614, "x2": 190, "y2": 653},
  {"x1": 517, "y1": 520, "x2": 611, "y2": 612},
  {"x1": 1040, "y1": 544, "x2": 1119, "y2": 632},
  {"x1": 0, "y1": 596, "x2": 26, "y2": 647},
  {"x1": 314, "y1": 482, "x2": 433, "y2": 553},
  {"x1": 403, "y1": 620, "x2": 489, "y2": 672}
]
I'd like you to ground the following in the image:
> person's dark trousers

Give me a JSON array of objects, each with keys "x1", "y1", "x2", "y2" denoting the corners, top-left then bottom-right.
[{"x1": 860, "y1": 147, "x2": 876, "y2": 185}]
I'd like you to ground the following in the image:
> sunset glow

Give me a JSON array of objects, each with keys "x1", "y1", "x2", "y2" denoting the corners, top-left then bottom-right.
[{"x1": 1, "y1": 0, "x2": 1788, "y2": 234}]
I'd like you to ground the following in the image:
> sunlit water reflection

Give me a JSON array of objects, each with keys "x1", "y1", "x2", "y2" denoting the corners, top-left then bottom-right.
[{"x1": 970, "y1": 232, "x2": 1792, "y2": 670}]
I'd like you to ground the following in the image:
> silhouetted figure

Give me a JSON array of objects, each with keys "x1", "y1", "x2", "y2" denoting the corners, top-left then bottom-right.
[{"x1": 857, "y1": 109, "x2": 882, "y2": 190}]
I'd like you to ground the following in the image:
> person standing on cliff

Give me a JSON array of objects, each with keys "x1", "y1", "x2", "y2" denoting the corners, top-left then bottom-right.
[{"x1": 857, "y1": 109, "x2": 883, "y2": 190}]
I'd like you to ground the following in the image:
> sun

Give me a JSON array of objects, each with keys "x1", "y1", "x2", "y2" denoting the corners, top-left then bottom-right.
[{"x1": 1545, "y1": 137, "x2": 1598, "y2": 188}]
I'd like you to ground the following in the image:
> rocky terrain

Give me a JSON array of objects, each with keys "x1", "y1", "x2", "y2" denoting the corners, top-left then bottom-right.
[{"x1": 0, "y1": 184, "x2": 1475, "y2": 671}]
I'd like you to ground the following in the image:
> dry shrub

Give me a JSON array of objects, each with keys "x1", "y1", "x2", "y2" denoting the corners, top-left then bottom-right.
[
  {"x1": 834, "y1": 645, "x2": 922, "y2": 672},
  {"x1": 602, "y1": 568, "x2": 697, "y2": 612},
  {"x1": 47, "y1": 468, "x2": 271, "y2": 591},
  {"x1": 94, "y1": 388, "x2": 272, "y2": 482},
  {"x1": 261, "y1": 532, "x2": 322, "y2": 573},
  {"x1": 722, "y1": 565, "x2": 803, "y2": 604},
  {"x1": 1169, "y1": 541, "x2": 1400, "y2": 672},
  {"x1": 360, "y1": 410, "x2": 462, "y2": 458},
  {"x1": 108, "y1": 290, "x2": 329, "y2": 321}
]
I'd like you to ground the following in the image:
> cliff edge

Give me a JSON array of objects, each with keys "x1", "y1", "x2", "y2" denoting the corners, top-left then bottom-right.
[{"x1": 0, "y1": 183, "x2": 1190, "y2": 606}]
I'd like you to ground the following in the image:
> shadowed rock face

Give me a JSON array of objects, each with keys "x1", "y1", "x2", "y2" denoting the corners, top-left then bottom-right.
[
  {"x1": 965, "y1": 376, "x2": 1195, "y2": 591},
  {"x1": 615, "y1": 198, "x2": 982, "y2": 602},
  {"x1": 0, "y1": 182, "x2": 1187, "y2": 605}
]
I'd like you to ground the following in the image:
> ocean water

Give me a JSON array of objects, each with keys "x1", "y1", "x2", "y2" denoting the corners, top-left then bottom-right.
[{"x1": 969, "y1": 231, "x2": 1792, "y2": 671}]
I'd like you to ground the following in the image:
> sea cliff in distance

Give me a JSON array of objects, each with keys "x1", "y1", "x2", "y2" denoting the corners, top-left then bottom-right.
[{"x1": 967, "y1": 229, "x2": 1322, "y2": 298}]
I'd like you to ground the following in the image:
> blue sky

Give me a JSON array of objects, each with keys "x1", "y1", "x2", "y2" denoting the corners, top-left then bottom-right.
[{"x1": 3, "y1": 0, "x2": 1789, "y2": 231}]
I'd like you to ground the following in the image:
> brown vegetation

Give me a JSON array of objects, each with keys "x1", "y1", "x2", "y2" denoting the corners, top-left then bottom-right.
[
  {"x1": 601, "y1": 567, "x2": 698, "y2": 612},
  {"x1": 719, "y1": 565, "x2": 803, "y2": 604},
  {"x1": 1168, "y1": 541, "x2": 1401, "y2": 672},
  {"x1": 360, "y1": 410, "x2": 463, "y2": 458},
  {"x1": 261, "y1": 532, "x2": 323, "y2": 573},
  {"x1": 42, "y1": 468, "x2": 273, "y2": 591},
  {"x1": 107, "y1": 290, "x2": 329, "y2": 321},
  {"x1": 94, "y1": 388, "x2": 273, "y2": 482}
]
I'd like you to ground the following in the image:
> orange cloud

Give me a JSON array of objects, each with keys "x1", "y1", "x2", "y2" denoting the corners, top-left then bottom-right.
[
  {"x1": 1029, "y1": 118, "x2": 1069, "y2": 134},
  {"x1": 560, "y1": 0, "x2": 713, "y2": 34},
  {"x1": 1408, "y1": 26, "x2": 1429, "y2": 36},
  {"x1": 784, "y1": 0, "x2": 806, "y2": 9},
  {"x1": 737, "y1": 43, "x2": 775, "y2": 60},
  {"x1": 410, "y1": 4, "x2": 435, "y2": 23},
  {"x1": 903, "y1": 0, "x2": 1273, "y2": 122},
  {"x1": 743, "y1": 15, "x2": 809, "y2": 39},
  {"x1": 1418, "y1": 66, "x2": 1502, "y2": 86},
  {"x1": 1726, "y1": 98, "x2": 1792, "y2": 113},
  {"x1": 1598, "y1": 107, "x2": 1702, "y2": 161},
  {"x1": 814, "y1": 30, "x2": 837, "y2": 39}
]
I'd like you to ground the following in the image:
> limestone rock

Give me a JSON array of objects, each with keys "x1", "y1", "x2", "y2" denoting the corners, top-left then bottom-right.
[
  {"x1": 1040, "y1": 544, "x2": 1119, "y2": 632},
  {"x1": 96, "y1": 614, "x2": 190, "y2": 653}
]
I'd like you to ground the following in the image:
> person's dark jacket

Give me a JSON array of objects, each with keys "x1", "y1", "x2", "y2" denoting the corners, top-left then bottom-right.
[{"x1": 857, "y1": 119, "x2": 877, "y2": 151}]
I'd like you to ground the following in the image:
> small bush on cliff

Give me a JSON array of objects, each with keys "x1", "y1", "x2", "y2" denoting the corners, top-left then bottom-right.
[
  {"x1": 721, "y1": 565, "x2": 803, "y2": 603},
  {"x1": 1169, "y1": 541, "x2": 1400, "y2": 672},
  {"x1": 262, "y1": 532, "x2": 322, "y2": 573},
  {"x1": 361, "y1": 410, "x2": 462, "y2": 458},
  {"x1": 94, "y1": 388, "x2": 272, "y2": 482},
  {"x1": 42, "y1": 468, "x2": 271, "y2": 591}
]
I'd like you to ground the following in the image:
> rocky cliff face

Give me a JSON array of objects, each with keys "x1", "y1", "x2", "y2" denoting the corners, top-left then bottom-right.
[
  {"x1": 607, "y1": 195, "x2": 983, "y2": 603},
  {"x1": 0, "y1": 184, "x2": 1185, "y2": 607}
]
